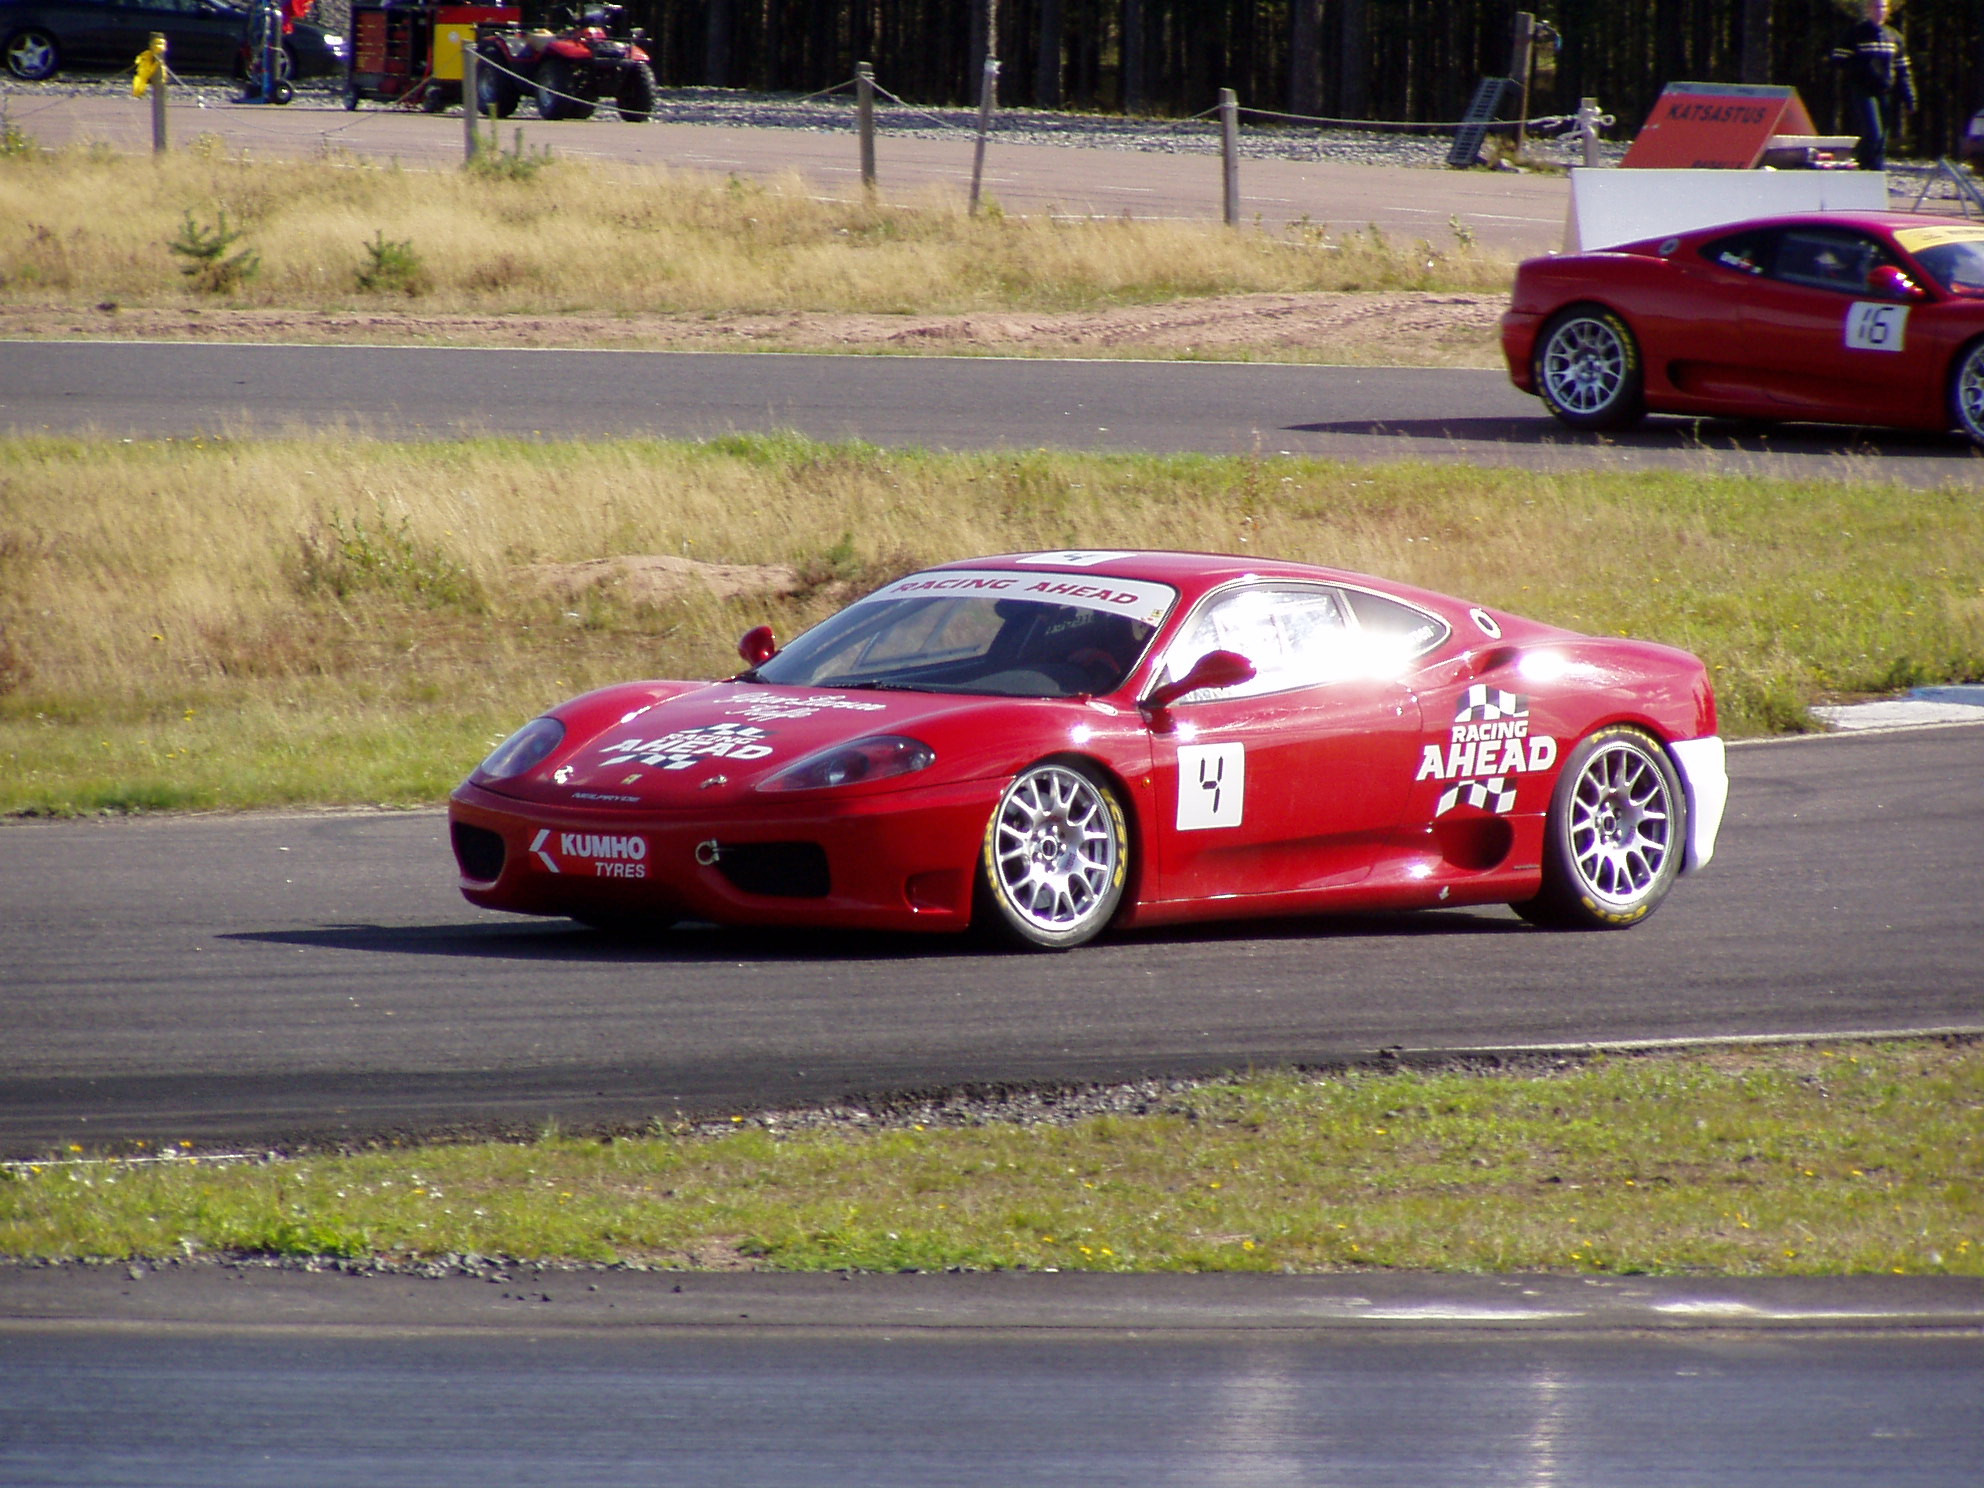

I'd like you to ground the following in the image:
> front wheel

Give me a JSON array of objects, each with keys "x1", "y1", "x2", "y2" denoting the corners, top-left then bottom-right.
[
  {"x1": 976, "y1": 761, "x2": 1129, "y2": 950},
  {"x1": 1534, "y1": 306, "x2": 1646, "y2": 431},
  {"x1": 616, "y1": 62, "x2": 656, "y2": 121},
  {"x1": 476, "y1": 47, "x2": 520, "y2": 118},
  {"x1": 1950, "y1": 339, "x2": 1984, "y2": 450},
  {"x1": 1515, "y1": 725, "x2": 1684, "y2": 930}
]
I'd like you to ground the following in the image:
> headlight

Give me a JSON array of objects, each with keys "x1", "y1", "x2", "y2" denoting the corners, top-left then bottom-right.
[
  {"x1": 760, "y1": 735, "x2": 935, "y2": 792},
  {"x1": 476, "y1": 717, "x2": 565, "y2": 780}
]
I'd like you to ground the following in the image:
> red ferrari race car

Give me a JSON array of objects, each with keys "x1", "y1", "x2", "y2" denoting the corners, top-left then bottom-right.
[
  {"x1": 450, "y1": 551, "x2": 1727, "y2": 949},
  {"x1": 1503, "y1": 212, "x2": 1984, "y2": 448}
]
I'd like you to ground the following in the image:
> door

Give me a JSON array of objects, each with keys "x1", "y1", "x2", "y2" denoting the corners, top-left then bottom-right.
[
  {"x1": 1737, "y1": 224, "x2": 1936, "y2": 423},
  {"x1": 1146, "y1": 582, "x2": 1423, "y2": 904}
]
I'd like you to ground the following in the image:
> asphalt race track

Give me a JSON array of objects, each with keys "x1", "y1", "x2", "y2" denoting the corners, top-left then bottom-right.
[
  {"x1": 4, "y1": 339, "x2": 1983, "y2": 485},
  {"x1": 3, "y1": 726, "x2": 1979, "y2": 1156}
]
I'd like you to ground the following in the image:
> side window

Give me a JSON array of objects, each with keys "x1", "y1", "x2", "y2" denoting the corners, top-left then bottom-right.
[
  {"x1": 1701, "y1": 229, "x2": 1769, "y2": 277},
  {"x1": 1159, "y1": 584, "x2": 1352, "y2": 702},
  {"x1": 1767, "y1": 229, "x2": 1889, "y2": 295},
  {"x1": 1340, "y1": 589, "x2": 1449, "y2": 668}
]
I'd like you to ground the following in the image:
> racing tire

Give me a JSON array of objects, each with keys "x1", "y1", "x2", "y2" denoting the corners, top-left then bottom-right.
[
  {"x1": 1515, "y1": 725, "x2": 1685, "y2": 931},
  {"x1": 1534, "y1": 305, "x2": 1647, "y2": 432},
  {"x1": 475, "y1": 48, "x2": 520, "y2": 118},
  {"x1": 1950, "y1": 339, "x2": 1984, "y2": 450},
  {"x1": 536, "y1": 57, "x2": 594, "y2": 121},
  {"x1": 616, "y1": 62, "x2": 656, "y2": 122},
  {"x1": 975, "y1": 760, "x2": 1129, "y2": 950},
  {"x1": 4, "y1": 28, "x2": 60, "y2": 81}
]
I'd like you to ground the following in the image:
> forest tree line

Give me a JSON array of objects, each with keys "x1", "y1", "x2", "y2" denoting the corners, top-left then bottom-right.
[{"x1": 610, "y1": 0, "x2": 1982, "y2": 162}]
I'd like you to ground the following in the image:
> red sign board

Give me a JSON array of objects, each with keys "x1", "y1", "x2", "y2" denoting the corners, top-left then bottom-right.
[{"x1": 1622, "y1": 82, "x2": 1821, "y2": 170}]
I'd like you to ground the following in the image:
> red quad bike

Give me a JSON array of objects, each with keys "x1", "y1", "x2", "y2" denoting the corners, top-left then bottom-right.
[{"x1": 474, "y1": 3, "x2": 655, "y2": 121}]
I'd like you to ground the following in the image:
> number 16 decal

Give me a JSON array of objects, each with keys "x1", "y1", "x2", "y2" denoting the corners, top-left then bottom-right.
[
  {"x1": 1845, "y1": 301, "x2": 1908, "y2": 352},
  {"x1": 1176, "y1": 743, "x2": 1245, "y2": 830}
]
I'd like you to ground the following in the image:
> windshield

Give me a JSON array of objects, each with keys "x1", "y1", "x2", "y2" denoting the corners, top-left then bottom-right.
[
  {"x1": 1912, "y1": 239, "x2": 1984, "y2": 294},
  {"x1": 1893, "y1": 225, "x2": 1984, "y2": 294},
  {"x1": 752, "y1": 571, "x2": 1175, "y2": 698}
]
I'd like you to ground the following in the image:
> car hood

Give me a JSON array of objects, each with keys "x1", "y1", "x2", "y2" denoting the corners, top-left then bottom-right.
[{"x1": 478, "y1": 679, "x2": 1108, "y2": 810}]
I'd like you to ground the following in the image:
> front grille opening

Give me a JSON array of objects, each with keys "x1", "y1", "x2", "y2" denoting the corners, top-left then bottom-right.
[
  {"x1": 451, "y1": 822, "x2": 507, "y2": 882},
  {"x1": 715, "y1": 841, "x2": 831, "y2": 899}
]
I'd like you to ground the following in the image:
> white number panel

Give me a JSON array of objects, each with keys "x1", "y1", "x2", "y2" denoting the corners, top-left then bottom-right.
[
  {"x1": 1844, "y1": 302, "x2": 1908, "y2": 353},
  {"x1": 1176, "y1": 743, "x2": 1245, "y2": 831}
]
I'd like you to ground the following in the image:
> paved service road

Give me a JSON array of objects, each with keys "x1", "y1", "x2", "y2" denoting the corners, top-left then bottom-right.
[
  {"x1": 6, "y1": 340, "x2": 1981, "y2": 485},
  {"x1": 2, "y1": 726, "x2": 1979, "y2": 1155},
  {"x1": 10, "y1": 95, "x2": 1575, "y2": 254}
]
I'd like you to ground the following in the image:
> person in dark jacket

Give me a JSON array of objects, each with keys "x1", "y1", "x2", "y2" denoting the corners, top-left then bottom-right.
[{"x1": 1831, "y1": 0, "x2": 1916, "y2": 170}]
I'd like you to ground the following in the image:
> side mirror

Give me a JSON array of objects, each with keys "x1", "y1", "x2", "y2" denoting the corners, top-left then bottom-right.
[
  {"x1": 738, "y1": 625, "x2": 778, "y2": 667},
  {"x1": 1143, "y1": 649, "x2": 1256, "y2": 711},
  {"x1": 1870, "y1": 264, "x2": 1927, "y2": 302}
]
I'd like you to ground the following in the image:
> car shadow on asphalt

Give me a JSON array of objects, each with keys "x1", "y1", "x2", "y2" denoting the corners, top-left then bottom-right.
[
  {"x1": 1287, "y1": 413, "x2": 1973, "y2": 459},
  {"x1": 224, "y1": 905, "x2": 1531, "y2": 965}
]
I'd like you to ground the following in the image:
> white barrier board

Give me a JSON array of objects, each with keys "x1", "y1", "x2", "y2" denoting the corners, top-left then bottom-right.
[{"x1": 1566, "y1": 169, "x2": 1890, "y2": 252}]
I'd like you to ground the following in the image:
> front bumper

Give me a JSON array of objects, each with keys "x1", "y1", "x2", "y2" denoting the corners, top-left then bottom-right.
[
  {"x1": 1668, "y1": 735, "x2": 1728, "y2": 873},
  {"x1": 449, "y1": 777, "x2": 1001, "y2": 933}
]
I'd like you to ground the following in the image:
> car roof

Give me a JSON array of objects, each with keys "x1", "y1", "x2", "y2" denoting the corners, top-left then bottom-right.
[
  {"x1": 1605, "y1": 211, "x2": 1978, "y2": 256},
  {"x1": 918, "y1": 550, "x2": 1466, "y2": 614}
]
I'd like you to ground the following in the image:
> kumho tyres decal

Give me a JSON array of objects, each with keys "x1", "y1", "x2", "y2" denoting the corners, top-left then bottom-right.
[
  {"x1": 530, "y1": 829, "x2": 650, "y2": 878},
  {"x1": 600, "y1": 723, "x2": 775, "y2": 771},
  {"x1": 1416, "y1": 684, "x2": 1559, "y2": 816}
]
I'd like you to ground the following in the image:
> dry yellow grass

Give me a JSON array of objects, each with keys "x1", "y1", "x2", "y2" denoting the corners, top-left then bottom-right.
[{"x1": 0, "y1": 143, "x2": 1509, "y2": 317}]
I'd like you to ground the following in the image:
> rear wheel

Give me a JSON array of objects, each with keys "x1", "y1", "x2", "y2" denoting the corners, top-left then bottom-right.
[
  {"x1": 1515, "y1": 725, "x2": 1684, "y2": 930},
  {"x1": 976, "y1": 761, "x2": 1128, "y2": 950},
  {"x1": 1534, "y1": 305, "x2": 1646, "y2": 431},
  {"x1": 1950, "y1": 339, "x2": 1984, "y2": 450},
  {"x1": 616, "y1": 62, "x2": 656, "y2": 121},
  {"x1": 5, "y1": 28, "x2": 60, "y2": 80},
  {"x1": 536, "y1": 56, "x2": 594, "y2": 120}
]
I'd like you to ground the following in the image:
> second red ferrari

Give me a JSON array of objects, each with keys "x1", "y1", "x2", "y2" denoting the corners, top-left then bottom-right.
[{"x1": 1503, "y1": 211, "x2": 1984, "y2": 448}]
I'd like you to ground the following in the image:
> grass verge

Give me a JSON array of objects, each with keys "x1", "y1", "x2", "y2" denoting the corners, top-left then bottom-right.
[
  {"x1": 5, "y1": 1042, "x2": 1979, "y2": 1276},
  {"x1": 0, "y1": 144, "x2": 1506, "y2": 323},
  {"x1": 3, "y1": 432, "x2": 1982, "y2": 815}
]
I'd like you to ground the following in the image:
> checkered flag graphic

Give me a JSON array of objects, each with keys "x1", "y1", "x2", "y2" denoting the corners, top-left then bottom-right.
[
  {"x1": 1435, "y1": 776, "x2": 1518, "y2": 817},
  {"x1": 1453, "y1": 684, "x2": 1526, "y2": 724}
]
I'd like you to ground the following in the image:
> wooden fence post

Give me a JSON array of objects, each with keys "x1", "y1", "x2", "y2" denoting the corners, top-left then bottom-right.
[
  {"x1": 1219, "y1": 88, "x2": 1240, "y2": 225},
  {"x1": 969, "y1": 57, "x2": 999, "y2": 215},
  {"x1": 856, "y1": 62, "x2": 876, "y2": 194},
  {"x1": 462, "y1": 41, "x2": 479, "y2": 162}
]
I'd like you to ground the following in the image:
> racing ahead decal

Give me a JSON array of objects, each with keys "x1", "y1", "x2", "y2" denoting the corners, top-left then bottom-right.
[
  {"x1": 1176, "y1": 743, "x2": 1245, "y2": 830},
  {"x1": 529, "y1": 829, "x2": 649, "y2": 878},
  {"x1": 1414, "y1": 684, "x2": 1558, "y2": 816},
  {"x1": 600, "y1": 723, "x2": 774, "y2": 770}
]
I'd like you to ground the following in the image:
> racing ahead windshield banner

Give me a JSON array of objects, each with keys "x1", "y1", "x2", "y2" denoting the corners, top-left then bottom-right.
[{"x1": 859, "y1": 569, "x2": 1176, "y2": 627}]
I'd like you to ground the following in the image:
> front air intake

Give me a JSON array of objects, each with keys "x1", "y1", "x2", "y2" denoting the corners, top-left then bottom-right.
[
  {"x1": 715, "y1": 841, "x2": 831, "y2": 898},
  {"x1": 451, "y1": 822, "x2": 507, "y2": 882}
]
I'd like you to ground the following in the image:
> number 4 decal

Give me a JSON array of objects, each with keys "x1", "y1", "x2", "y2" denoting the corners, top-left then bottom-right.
[
  {"x1": 1845, "y1": 301, "x2": 1907, "y2": 353},
  {"x1": 1176, "y1": 743, "x2": 1245, "y2": 830}
]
